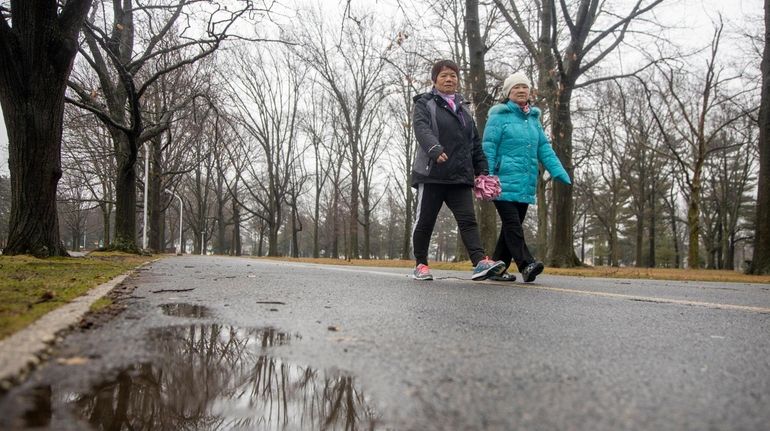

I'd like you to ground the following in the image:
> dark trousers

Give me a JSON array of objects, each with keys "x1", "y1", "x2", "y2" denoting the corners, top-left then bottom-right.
[
  {"x1": 413, "y1": 183, "x2": 485, "y2": 266},
  {"x1": 492, "y1": 200, "x2": 534, "y2": 272}
]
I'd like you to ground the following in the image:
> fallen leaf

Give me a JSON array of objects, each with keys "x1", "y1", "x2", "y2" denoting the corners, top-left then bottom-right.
[{"x1": 57, "y1": 357, "x2": 89, "y2": 366}]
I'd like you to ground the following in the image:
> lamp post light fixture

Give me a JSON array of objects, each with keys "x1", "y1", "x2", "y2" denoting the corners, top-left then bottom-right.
[{"x1": 165, "y1": 189, "x2": 183, "y2": 255}]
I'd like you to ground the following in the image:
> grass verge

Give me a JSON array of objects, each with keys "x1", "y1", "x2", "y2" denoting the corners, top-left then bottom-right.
[
  {"x1": 0, "y1": 252, "x2": 152, "y2": 341},
  {"x1": 259, "y1": 256, "x2": 770, "y2": 284}
]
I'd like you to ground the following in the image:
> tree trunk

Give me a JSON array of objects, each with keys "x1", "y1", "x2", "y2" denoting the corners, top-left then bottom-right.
[
  {"x1": 727, "y1": 232, "x2": 736, "y2": 271},
  {"x1": 100, "y1": 201, "x2": 112, "y2": 249},
  {"x1": 752, "y1": 0, "x2": 770, "y2": 274},
  {"x1": 549, "y1": 87, "x2": 578, "y2": 267},
  {"x1": 668, "y1": 197, "x2": 681, "y2": 268},
  {"x1": 111, "y1": 131, "x2": 139, "y2": 252},
  {"x1": 466, "y1": 0, "x2": 497, "y2": 254},
  {"x1": 148, "y1": 139, "x2": 162, "y2": 252},
  {"x1": 331, "y1": 187, "x2": 340, "y2": 259},
  {"x1": 402, "y1": 185, "x2": 413, "y2": 260},
  {"x1": 363, "y1": 213, "x2": 371, "y2": 259},
  {"x1": 314, "y1": 192, "x2": 321, "y2": 258},
  {"x1": 214, "y1": 165, "x2": 226, "y2": 254},
  {"x1": 258, "y1": 221, "x2": 265, "y2": 256},
  {"x1": 648, "y1": 182, "x2": 656, "y2": 267},
  {"x1": 361, "y1": 182, "x2": 371, "y2": 259},
  {"x1": 0, "y1": 0, "x2": 92, "y2": 256},
  {"x1": 268, "y1": 219, "x2": 279, "y2": 257},
  {"x1": 232, "y1": 183, "x2": 241, "y2": 256},
  {"x1": 536, "y1": 168, "x2": 549, "y2": 259},
  {"x1": 350, "y1": 141, "x2": 359, "y2": 260},
  {"x1": 687, "y1": 181, "x2": 702, "y2": 269},
  {"x1": 3, "y1": 103, "x2": 68, "y2": 256},
  {"x1": 291, "y1": 206, "x2": 300, "y2": 258}
]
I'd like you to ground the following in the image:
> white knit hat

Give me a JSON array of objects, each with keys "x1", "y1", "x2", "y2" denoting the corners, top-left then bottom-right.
[{"x1": 502, "y1": 71, "x2": 531, "y2": 98}]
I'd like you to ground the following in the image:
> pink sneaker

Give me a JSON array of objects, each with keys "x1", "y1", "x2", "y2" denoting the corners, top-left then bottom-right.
[{"x1": 413, "y1": 264, "x2": 434, "y2": 280}]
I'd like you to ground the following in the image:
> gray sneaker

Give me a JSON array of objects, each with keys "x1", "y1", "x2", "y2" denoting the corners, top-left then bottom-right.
[
  {"x1": 521, "y1": 261, "x2": 544, "y2": 282},
  {"x1": 488, "y1": 272, "x2": 516, "y2": 282}
]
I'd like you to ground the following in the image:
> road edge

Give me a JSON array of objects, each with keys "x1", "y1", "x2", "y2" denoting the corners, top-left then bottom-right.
[{"x1": 0, "y1": 259, "x2": 156, "y2": 390}]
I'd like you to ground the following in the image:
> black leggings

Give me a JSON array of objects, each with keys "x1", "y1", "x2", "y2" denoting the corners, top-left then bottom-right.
[
  {"x1": 492, "y1": 200, "x2": 534, "y2": 272},
  {"x1": 413, "y1": 183, "x2": 485, "y2": 266}
]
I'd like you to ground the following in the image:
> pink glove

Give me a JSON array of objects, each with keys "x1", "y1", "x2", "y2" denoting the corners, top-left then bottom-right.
[{"x1": 474, "y1": 175, "x2": 501, "y2": 200}]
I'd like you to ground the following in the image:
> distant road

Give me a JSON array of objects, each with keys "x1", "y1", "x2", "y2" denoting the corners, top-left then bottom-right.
[{"x1": 1, "y1": 256, "x2": 769, "y2": 430}]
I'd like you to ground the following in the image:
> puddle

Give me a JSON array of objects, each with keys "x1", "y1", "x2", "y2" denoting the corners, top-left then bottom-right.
[
  {"x1": 20, "y1": 386, "x2": 52, "y2": 428},
  {"x1": 159, "y1": 303, "x2": 211, "y2": 318},
  {"x1": 11, "y1": 325, "x2": 381, "y2": 430}
]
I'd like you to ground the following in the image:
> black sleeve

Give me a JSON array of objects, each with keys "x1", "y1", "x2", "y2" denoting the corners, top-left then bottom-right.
[
  {"x1": 412, "y1": 97, "x2": 444, "y2": 160},
  {"x1": 471, "y1": 121, "x2": 489, "y2": 175}
]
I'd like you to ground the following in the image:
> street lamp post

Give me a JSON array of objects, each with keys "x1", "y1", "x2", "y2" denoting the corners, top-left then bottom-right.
[
  {"x1": 142, "y1": 144, "x2": 150, "y2": 250},
  {"x1": 165, "y1": 189, "x2": 183, "y2": 255}
]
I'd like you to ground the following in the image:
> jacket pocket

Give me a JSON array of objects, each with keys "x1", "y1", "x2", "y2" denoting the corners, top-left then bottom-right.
[{"x1": 412, "y1": 148, "x2": 433, "y2": 176}]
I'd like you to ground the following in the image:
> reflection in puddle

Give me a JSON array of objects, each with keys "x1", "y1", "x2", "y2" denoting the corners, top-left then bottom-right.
[
  {"x1": 21, "y1": 385, "x2": 52, "y2": 428},
  {"x1": 66, "y1": 325, "x2": 381, "y2": 430},
  {"x1": 159, "y1": 303, "x2": 211, "y2": 318}
]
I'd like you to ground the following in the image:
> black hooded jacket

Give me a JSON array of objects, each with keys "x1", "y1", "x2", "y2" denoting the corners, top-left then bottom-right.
[{"x1": 411, "y1": 90, "x2": 489, "y2": 187}]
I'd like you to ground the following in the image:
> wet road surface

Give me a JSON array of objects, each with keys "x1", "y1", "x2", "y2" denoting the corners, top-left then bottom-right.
[{"x1": 1, "y1": 256, "x2": 769, "y2": 430}]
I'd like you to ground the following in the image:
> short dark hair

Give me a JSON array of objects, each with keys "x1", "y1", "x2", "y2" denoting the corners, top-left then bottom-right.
[{"x1": 431, "y1": 60, "x2": 460, "y2": 83}]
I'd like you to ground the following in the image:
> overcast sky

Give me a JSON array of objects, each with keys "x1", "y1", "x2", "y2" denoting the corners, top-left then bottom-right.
[{"x1": 0, "y1": 0, "x2": 762, "y2": 177}]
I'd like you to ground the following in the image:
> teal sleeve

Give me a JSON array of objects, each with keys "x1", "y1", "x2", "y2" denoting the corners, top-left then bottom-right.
[
  {"x1": 482, "y1": 116, "x2": 502, "y2": 175},
  {"x1": 536, "y1": 122, "x2": 571, "y2": 185}
]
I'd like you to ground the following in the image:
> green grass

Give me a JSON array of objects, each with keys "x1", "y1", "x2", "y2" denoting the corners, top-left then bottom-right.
[
  {"x1": 0, "y1": 252, "x2": 152, "y2": 340},
  {"x1": 89, "y1": 297, "x2": 113, "y2": 312}
]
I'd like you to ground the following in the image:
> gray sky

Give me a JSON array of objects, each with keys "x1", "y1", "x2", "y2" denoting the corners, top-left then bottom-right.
[{"x1": 0, "y1": 0, "x2": 762, "y2": 178}]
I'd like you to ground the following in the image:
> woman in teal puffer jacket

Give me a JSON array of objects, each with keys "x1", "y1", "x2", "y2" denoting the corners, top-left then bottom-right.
[{"x1": 482, "y1": 71, "x2": 571, "y2": 282}]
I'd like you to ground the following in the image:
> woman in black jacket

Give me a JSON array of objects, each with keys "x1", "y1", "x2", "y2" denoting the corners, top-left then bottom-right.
[{"x1": 410, "y1": 59, "x2": 504, "y2": 281}]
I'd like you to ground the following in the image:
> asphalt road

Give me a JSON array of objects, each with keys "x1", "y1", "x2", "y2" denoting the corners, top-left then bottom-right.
[{"x1": 1, "y1": 256, "x2": 769, "y2": 430}]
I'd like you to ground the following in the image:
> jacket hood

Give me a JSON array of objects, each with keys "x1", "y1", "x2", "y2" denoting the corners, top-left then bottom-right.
[{"x1": 488, "y1": 101, "x2": 540, "y2": 118}]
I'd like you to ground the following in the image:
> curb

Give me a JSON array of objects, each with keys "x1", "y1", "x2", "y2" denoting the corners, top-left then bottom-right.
[{"x1": 0, "y1": 261, "x2": 152, "y2": 389}]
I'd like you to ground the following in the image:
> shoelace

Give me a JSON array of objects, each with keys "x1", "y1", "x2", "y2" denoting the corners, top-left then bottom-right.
[{"x1": 474, "y1": 175, "x2": 502, "y2": 200}]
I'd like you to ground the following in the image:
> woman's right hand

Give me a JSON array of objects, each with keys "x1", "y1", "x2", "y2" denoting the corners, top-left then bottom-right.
[{"x1": 437, "y1": 152, "x2": 448, "y2": 164}]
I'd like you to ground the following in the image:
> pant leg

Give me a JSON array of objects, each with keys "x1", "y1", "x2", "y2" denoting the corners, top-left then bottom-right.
[
  {"x1": 492, "y1": 229, "x2": 512, "y2": 270},
  {"x1": 493, "y1": 200, "x2": 533, "y2": 272},
  {"x1": 515, "y1": 202, "x2": 535, "y2": 265},
  {"x1": 444, "y1": 185, "x2": 485, "y2": 265},
  {"x1": 412, "y1": 183, "x2": 445, "y2": 266}
]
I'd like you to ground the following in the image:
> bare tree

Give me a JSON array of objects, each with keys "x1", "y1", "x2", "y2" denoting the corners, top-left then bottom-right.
[
  {"x1": 358, "y1": 104, "x2": 388, "y2": 259},
  {"x1": 493, "y1": 0, "x2": 665, "y2": 267},
  {"x1": 383, "y1": 41, "x2": 424, "y2": 260},
  {"x1": 291, "y1": 9, "x2": 390, "y2": 259},
  {"x1": 66, "y1": 0, "x2": 262, "y2": 251},
  {"x1": 142, "y1": 60, "x2": 215, "y2": 253},
  {"x1": 223, "y1": 46, "x2": 304, "y2": 256},
  {"x1": 644, "y1": 21, "x2": 755, "y2": 268},
  {"x1": 57, "y1": 175, "x2": 93, "y2": 251},
  {"x1": 301, "y1": 84, "x2": 335, "y2": 258},
  {"x1": 286, "y1": 163, "x2": 309, "y2": 258},
  {"x1": 701, "y1": 122, "x2": 757, "y2": 269},
  {"x1": 62, "y1": 110, "x2": 116, "y2": 247},
  {"x1": 0, "y1": 0, "x2": 92, "y2": 256},
  {"x1": 583, "y1": 97, "x2": 631, "y2": 267}
]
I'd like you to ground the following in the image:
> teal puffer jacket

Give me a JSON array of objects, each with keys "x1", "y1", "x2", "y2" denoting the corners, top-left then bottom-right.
[{"x1": 482, "y1": 101, "x2": 571, "y2": 204}]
